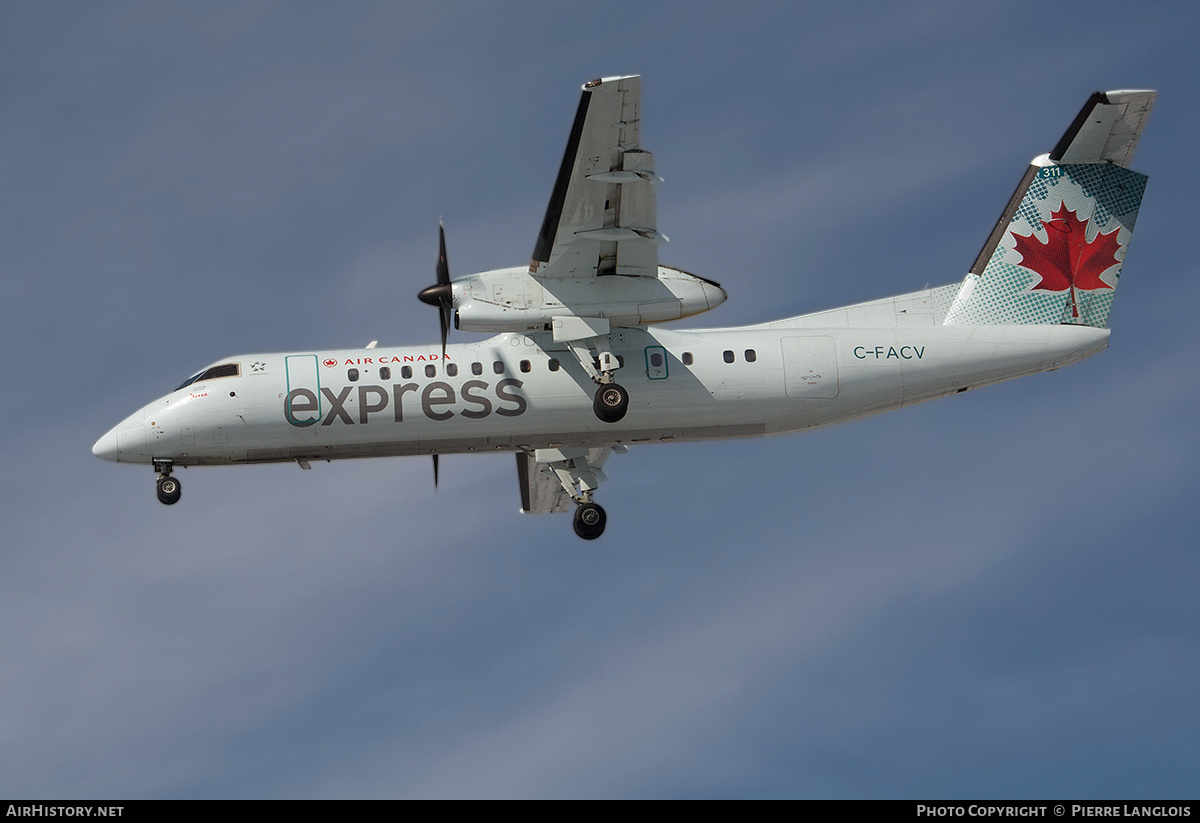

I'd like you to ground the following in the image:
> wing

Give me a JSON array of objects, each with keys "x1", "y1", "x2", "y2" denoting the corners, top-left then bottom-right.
[
  {"x1": 529, "y1": 76, "x2": 663, "y2": 281},
  {"x1": 516, "y1": 447, "x2": 613, "y2": 514}
]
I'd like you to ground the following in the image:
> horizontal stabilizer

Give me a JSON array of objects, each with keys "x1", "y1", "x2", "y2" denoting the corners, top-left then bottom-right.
[{"x1": 1050, "y1": 90, "x2": 1155, "y2": 168}]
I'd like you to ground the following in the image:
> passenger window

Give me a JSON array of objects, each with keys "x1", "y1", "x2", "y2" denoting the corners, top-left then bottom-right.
[
  {"x1": 649, "y1": 352, "x2": 663, "y2": 368},
  {"x1": 446, "y1": 363, "x2": 458, "y2": 377},
  {"x1": 425, "y1": 365, "x2": 436, "y2": 378},
  {"x1": 380, "y1": 367, "x2": 391, "y2": 380},
  {"x1": 548, "y1": 358, "x2": 560, "y2": 372},
  {"x1": 472, "y1": 362, "x2": 483, "y2": 376},
  {"x1": 493, "y1": 361, "x2": 504, "y2": 375},
  {"x1": 348, "y1": 368, "x2": 359, "y2": 381},
  {"x1": 723, "y1": 350, "x2": 735, "y2": 363},
  {"x1": 520, "y1": 360, "x2": 531, "y2": 373},
  {"x1": 745, "y1": 349, "x2": 757, "y2": 363},
  {"x1": 401, "y1": 366, "x2": 413, "y2": 379},
  {"x1": 682, "y1": 352, "x2": 693, "y2": 366}
]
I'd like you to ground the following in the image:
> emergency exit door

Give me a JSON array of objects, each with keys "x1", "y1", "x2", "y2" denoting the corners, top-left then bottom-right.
[{"x1": 644, "y1": 345, "x2": 668, "y2": 380}]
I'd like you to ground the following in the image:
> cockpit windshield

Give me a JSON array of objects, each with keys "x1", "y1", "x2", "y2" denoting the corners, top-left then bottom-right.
[{"x1": 174, "y1": 362, "x2": 240, "y2": 392}]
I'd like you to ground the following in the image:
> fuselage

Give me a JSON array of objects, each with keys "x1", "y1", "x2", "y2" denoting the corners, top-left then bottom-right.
[{"x1": 92, "y1": 322, "x2": 1110, "y2": 467}]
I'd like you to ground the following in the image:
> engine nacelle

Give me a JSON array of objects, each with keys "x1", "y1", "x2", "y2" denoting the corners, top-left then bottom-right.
[{"x1": 452, "y1": 265, "x2": 726, "y2": 333}]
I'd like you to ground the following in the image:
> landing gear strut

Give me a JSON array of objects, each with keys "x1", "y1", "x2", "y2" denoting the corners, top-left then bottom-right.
[
  {"x1": 155, "y1": 462, "x2": 181, "y2": 505},
  {"x1": 573, "y1": 502, "x2": 607, "y2": 540},
  {"x1": 558, "y1": 327, "x2": 630, "y2": 423}
]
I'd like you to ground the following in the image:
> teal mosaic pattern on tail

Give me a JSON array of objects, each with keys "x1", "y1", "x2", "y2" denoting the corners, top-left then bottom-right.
[
  {"x1": 944, "y1": 163, "x2": 1146, "y2": 327},
  {"x1": 944, "y1": 90, "x2": 1153, "y2": 329}
]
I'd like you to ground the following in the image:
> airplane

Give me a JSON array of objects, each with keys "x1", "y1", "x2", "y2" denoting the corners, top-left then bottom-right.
[{"x1": 93, "y1": 77, "x2": 1155, "y2": 540}]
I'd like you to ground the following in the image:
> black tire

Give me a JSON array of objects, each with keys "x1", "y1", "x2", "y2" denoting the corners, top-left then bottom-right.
[
  {"x1": 156, "y1": 475, "x2": 181, "y2": 505},
  {"x1": 593, "y1": 383, "x2": 629, "y2": 423},
  {"x1": 573, "y1": 502, "x2": 606, "y2": 540}
]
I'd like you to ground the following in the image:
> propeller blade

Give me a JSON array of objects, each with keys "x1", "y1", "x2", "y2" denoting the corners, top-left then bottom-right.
[
  {"x1": 438, "y1": 224, "x2": 450, "y2": 358},
  {"x1": 437, "y1": 223, "x2": 450, "y2": 286},
  {"x1": 439, "y1": 301, "x2": 451, "y2": 359},
  {"x1": 417, "y1": 223, "x2": 453, "y2": 360},
  {"x1": 432, "y1": 454, "x2": 439, "y2": 489}
]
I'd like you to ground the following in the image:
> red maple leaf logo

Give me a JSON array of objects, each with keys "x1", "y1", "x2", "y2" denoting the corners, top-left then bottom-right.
[{"x1": 1011, "y1": 203, "x2": 1122, "y2": 318}]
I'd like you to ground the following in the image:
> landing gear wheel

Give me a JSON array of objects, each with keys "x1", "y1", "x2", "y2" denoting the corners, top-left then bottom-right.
[
  {"x1": 593, "y1": 383, "x2": 629, "y2": 423},
  {"x1": 573, "y1": 502, "x2": 607, "y2": 540},
  {"x1": 156, "y1": 475, "x2": 181, "y2": 505}
]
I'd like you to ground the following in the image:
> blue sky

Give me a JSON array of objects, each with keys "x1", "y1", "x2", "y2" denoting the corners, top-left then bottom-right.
[{"x1": 2, "y1": 0, "x2": 1197, "y2": 798}]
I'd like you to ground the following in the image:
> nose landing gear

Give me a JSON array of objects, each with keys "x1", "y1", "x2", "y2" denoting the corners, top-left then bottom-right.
[
  {"x1": 154, "y1": 462, "x2": 181, "y2": 505},
  {"x1": 526, "y1": 447, "x2": 623, "y2": 540}
]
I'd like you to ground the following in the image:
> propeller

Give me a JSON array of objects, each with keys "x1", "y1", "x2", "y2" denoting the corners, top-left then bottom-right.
[
  {"x1": 418, "y1": 225, "x2": 452, "y2": 489},
  {"x1": 417, "y1": 223, "x2": 453, "y2": 359}
]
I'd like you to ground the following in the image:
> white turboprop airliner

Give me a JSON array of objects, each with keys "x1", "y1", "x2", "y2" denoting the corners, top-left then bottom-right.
[{"x1": 93, "y1": 77, "x2": 1154, "y2": 539}]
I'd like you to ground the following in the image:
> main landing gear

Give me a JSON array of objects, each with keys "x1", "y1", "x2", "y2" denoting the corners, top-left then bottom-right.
[
  {"x1": 593, "y1": 383, "x2": 629, "y2": 423},
  {"x1": 562, "y1": 334, "x2": 629, "y2": 424},
  {"x1": 573, "y1": 501, "x2": 607, "y2": 540},
  {"x1": 154, "y1": 461, "x2": 181, "y2": 505}
]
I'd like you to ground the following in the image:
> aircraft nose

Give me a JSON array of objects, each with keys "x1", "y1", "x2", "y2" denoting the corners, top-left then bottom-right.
[{"x1": 92, "y1": 425, "x2": 121, "y2": 461}]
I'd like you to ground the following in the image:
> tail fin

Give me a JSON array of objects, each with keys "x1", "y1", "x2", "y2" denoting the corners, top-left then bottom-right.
[{"x1": 944, "y1": 90, "x2": 1154, "y2": 328}]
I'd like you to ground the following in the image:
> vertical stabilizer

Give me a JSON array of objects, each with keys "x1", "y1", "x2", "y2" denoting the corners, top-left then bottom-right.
[{"x1": 944, "y1": 91, "x2": 1153, "y2": 328}]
